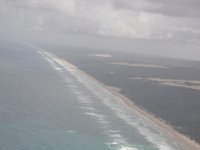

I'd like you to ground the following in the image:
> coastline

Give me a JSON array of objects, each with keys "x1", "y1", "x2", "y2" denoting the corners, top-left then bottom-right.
[
  {"x1": 39, "y1": 46, "x2": 200, "y2": 149},
  {"x1": 54, "y1": 53, "x2": 200, "y2": 150},
  {"x1": 106, "y1": 85, "x2": 200, "y2": 150}
]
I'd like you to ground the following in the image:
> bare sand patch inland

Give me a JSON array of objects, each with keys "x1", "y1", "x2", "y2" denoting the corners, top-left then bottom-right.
[
  {"x1": 131, "y1": 77, "x2": 200, "y2": 91},
  {"x1": 108, "y1": 62, "x2": 168, "y2": 69}
]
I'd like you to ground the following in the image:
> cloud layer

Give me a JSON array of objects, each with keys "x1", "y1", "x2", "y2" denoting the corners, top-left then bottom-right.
[{"x1": 0, "y1": 0, "x2": 200, "y2": 43}]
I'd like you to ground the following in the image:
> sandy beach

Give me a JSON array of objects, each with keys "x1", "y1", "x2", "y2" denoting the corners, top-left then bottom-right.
[
  {"x1": 73, "y1": 58, "x2": 200, "y2": 150},
  {"x1": 44, "y1": 49, "x2": 200, "y2": 150}
]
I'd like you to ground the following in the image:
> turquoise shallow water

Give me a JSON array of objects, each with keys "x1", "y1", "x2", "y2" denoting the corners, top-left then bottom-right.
[
  {"x1": 0, "y1": 42, "x2": 197, "y2": 150},
  {"x1": 0, "y1": 43, "x2": 109, "y2": 150}
]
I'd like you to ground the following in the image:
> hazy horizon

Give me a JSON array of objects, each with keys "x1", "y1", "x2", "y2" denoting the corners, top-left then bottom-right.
[{"x1": 0, "y1": 0, "x2": 200, "y2": 61}]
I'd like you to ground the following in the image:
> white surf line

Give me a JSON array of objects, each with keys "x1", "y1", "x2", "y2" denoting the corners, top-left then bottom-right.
[
  {"x1": 67, "y1": 82, "x2": 133, "y2": 149},
  {"x1": 34, "y1": 47, "x2": 200, "y2": 150},
  {"x1": 87, "y1": 91, "x2": 176, "y2": 150},
  {"x1": 39, "y1": 50, "x2": 161, "y2": 149},
  {"x1": 41, "y1": 51, "x2": 182, "y2": 150},
  {"x1": 76, "y1": 94, "x2": 131, "y2": 148},
  {"x1": 37, "y1": 50, "x2": 139, "y2": 150}
]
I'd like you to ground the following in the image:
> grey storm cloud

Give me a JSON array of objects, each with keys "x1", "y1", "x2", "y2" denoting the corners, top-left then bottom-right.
[
  {"x1": 145, "y1": 0, "x2": 200, "y2": 17},
  {"x1": 0, "y1": 0, "x2": 200, "y2": 43},
  {"x1": 112, "y1": 0, "x2": 200, "y2": 17}
]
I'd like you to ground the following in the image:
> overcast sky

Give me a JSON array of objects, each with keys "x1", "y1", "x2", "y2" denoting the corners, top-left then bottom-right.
[
  {"x1": 0, "y1": 0, "x2": 200, "y2": 42},
  {"x1": 0, "y1": 0, "x2": 200, "y2": 60}
]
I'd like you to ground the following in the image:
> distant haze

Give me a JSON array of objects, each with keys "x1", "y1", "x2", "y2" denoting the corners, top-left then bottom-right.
[{"x1": 0, "y1": 0, "x2": 200, "y2": 61}]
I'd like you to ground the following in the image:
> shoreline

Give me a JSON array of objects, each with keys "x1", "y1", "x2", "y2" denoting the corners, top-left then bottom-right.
[
  {"x1": 58, "y1": 55, "x2": 200, "y2": 150},
  {"x1": 107, "y1": 86, "x2": 200, "y2": 150},
  {"x1": 43, "y1": 48, "x2": 200, "y2": 149}
]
